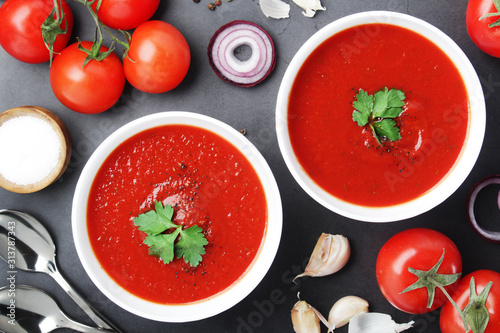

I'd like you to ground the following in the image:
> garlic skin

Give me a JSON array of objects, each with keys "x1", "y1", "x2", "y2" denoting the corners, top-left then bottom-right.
[
  {"x1": 291, "y1": 300, "x2": 321, "y2": 333},
  {"x1": 259, "y1": 0, "x2": 290, "y2": 19},
  {"x1": 328, "y1": 296, "x2": 369, "y2": 330},
  {"x1": 294, "y1": 233, "x2": 350, "y2": 280},
  {"x1": 292, "y1": 0, "x2": 326, "y2": 18},
  {"x1": 348, "y1": 312, "x2": 414, "y2": 333}
]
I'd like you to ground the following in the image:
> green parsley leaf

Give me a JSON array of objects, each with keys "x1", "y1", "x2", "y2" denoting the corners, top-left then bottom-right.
[
  {"x1": 144, "y1": 230, "x2": 180, "y2": 265},
  {"x1": 175, "y1": 225, "x2": 209, "y2": 267},
  {"x1": 352, "y1": 87, "x2": 406, "y2": 145},
  {"x1": 134, "y1": 201, "x2": 176, "y2": 235},
  {"x1": 373, "y1": 87, "x2": 405, "y2": 118},
  {"x1": 133, "y1": 201, "x2": 208, "y2": 267},
  {"x1": 372, "y1": 119, "x2": 401, "y2": 142},
  {"x1": 352, "y1": 89, "x2": 373, "y2": 126}
]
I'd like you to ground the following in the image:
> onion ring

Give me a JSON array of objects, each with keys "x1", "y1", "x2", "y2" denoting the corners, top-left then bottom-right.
[
  {"x1": 466, "y1": 175, "x2": 500, "y2": 243},
  {"x1": 208, "y1": 20, "x2": 276, "y2": 87}
]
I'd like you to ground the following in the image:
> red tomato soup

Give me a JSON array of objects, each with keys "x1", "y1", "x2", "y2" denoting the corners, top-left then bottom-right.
[
  {"x1": 288, "y1": 24, "x2": 469, "y2": 207},
  {"x1": 87, "y1": 125, "x2": 267, "y2": 304}
]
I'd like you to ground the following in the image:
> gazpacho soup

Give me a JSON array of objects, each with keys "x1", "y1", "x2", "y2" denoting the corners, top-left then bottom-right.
[
  {"x1": 288, "y1": 23, "x2": 469, "y2": 207},
  {"x1": 87, "y1": 124, "x2": 267, "y2": 304}
]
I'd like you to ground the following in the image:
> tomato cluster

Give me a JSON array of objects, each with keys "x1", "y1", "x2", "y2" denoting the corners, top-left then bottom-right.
[
  {"x1": 376, "y1": 228, "x2": 500, "y2": 333},
  {"x1": 0, "y1": 0, "x2": 190, "y2": 114}
]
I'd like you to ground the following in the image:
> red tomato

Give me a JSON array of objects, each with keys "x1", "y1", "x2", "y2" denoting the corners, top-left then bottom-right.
[
  {"x1": 123, "y1": 21, "x2": 190, "y2": 94},
  {"x1": 50, "y1": 41, "x2": 125, "y2": 114},
  {"x1": 466, "y1": 0, "x2": 500, "y2": 57},
  {"x1": 0, "y1": 0, "x2": 73, "y2": 63},
  {"x1": 91, "y1": 0, "x2": 160, "y2": 31},
  {"x1": 376, "y1": 228, "x2": 462, "y2": 314},
  {"x1": 440, "y1": 270, "x2": 500, "y2": 333}
]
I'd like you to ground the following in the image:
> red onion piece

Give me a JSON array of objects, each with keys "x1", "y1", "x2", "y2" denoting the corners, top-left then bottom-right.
[
  {"x1": 208, "y1": 20, "x2": 276, "y2": 87},
  {"x1": 497, "y1": 186, "x2": 500, "y2": 211},
  {"x1": 466, "y1": 175, "x2": 500, "y2": 243}
]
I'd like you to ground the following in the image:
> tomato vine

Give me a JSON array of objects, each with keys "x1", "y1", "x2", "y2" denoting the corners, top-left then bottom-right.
[
  {"x1": 41, "y1": 0, "x2": 70, "y2": 64},
  {"x1": 404, "y1": 252, "x2": 493, "y2": 333},
  {"x1": 43, "y1": 0, "x2": 132, "y2": 66}
]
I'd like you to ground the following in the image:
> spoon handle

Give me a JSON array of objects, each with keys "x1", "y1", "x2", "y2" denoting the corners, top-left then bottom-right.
[
  {"x1": 47, "y1": 261, "x2": 122, "y2": 333},
  {"x1": 64, "y1": 317, "x2": 116, "y2": 333}
]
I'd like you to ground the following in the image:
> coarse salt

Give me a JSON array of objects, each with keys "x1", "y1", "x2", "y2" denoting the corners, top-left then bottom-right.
[{"x1": 0, "y1": 116, "x2": 61, "y2": 186}]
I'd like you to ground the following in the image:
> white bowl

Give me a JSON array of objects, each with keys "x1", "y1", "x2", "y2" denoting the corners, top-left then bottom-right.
[
  {"x1": 276, "y1": 11, "x2": 486, "y2": 222},
  {"x1": 72, "y1": 111, "x2": 282, "y2": 322}
]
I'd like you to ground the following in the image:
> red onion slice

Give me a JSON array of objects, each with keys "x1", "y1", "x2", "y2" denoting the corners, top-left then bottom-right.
[
  {"x1": 208, "y1": 20, "x2": 276, "y2": 87},
  {"x1": 466, "y1": 175, "x2": 500, "y2": 243}
]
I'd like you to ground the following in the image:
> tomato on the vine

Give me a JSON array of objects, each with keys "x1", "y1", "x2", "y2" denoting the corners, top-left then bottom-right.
[
  {"x1": 91, "y1": 0, "x2": 160, "y2": 31},
  {"x1": 0, "y1": 0, "x2": 73, "y2": 64},
  {"x1": 50, "y1": 41, "x2": 125, "y2": 114},
  {"x1": 123, "y1": 20, "x2": 191, "y2": 94},
  {"x1": 376, "y1": 228, "x2": 462, "y2": 314},
  {"x1": 440, "y1": 270, "x2": 500, "y2": 333},
  {"x1": 466, "y1": 0, "x2": 500, "y2": 57}
]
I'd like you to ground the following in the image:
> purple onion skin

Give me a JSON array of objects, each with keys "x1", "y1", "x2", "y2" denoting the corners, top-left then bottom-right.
[
  {"x1": 466, "y1": 175, "x2": 500, "y2": 243},
  {"x1": 207, "y1": 20, "x2": 276, "y2": 88}
]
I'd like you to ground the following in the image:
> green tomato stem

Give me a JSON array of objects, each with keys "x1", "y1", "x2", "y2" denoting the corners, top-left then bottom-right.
[
  {"x1": 428, "y1": 276, "x2": 470, "y2": 333},
  {"x1": 69, "y1": 0, "x2": 130, "y2": 65},
  {"x1": 101, "y1": 25, "x2": 131, "y2": 59},
  {"x1": 41, "y1": 0, "x2": 69, "y2": 66}
]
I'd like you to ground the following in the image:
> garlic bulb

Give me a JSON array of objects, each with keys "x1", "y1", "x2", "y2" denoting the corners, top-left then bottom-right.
[
  {"x1": 292, "y1": 0, "x2": 325, "y2": 18},
  {"x1": 291, "y1": 300, "x2": 321, "y2": 333},
  {"x1": 259, "y1": 0, "x2": 290, "y2": 19},
  {"x1": 348, "y1": 312, "x2": 414, "y2": 333},
  {"x1": 294, "y1": 233, "x2": 350, "y2": 280},
  {"x1": 328, "y1": 296, "x2": 369, "y2": 331}
]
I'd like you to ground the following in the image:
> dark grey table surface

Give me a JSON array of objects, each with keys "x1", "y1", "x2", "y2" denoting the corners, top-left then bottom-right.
[{"x1": 1, "y1": 0, "x2": 500, "y2": 332}]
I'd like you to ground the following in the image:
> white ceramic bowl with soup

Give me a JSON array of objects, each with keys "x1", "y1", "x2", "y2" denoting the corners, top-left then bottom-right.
[
  {"x1": 72, "y1": 111, "x2": 282, "y2": 322},
  {"x1": 276, "y1": 11, "x2": 486, "y2": 222}
]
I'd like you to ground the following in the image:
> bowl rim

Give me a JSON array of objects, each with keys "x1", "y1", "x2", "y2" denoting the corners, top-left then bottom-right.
[
  {"x1": 72, "y1": 111, "x2": 282, "y2": 322},
  {"x1": 275, "y1": 10, "x2": 486, "y2": 222}
]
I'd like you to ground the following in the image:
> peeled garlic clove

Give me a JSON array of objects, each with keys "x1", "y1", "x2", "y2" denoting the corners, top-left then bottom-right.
[
  {"x1": 294, "y1": 233, "x2": 350, "y2": 280},
  {"x1": 260, "y1": 0, "x2": 290, "y2": 19},
  {"x1": 348, "y1": 312, "x2": 414, "y2": 333},
  {"x1": 292, "y1": 0, "x2": 325, "y2": 18},
  {"x1": 328, "y1": 296, "x2": 369, "y2": 330},
  {"x1": 291, "y1": 300, "x2": 321, "y2": 333}
]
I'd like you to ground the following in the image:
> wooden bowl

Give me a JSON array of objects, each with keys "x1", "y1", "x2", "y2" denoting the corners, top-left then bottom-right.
[{"x1": 0, "y1": 106, "x2": 72, "y2": 193}]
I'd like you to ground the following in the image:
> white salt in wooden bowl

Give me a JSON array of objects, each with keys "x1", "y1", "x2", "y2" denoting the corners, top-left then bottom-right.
[{"x1": 0, "y1": 106, "x2": 72, "y2": 193}]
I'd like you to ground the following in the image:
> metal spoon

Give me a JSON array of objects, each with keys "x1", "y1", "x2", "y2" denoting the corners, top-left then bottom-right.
[
  {"x1": 0, "y1": 209, "x2": 120, "y2": 332},
  {"x1": 0, "y1": 285, "x2": 109, "y2": 333}
]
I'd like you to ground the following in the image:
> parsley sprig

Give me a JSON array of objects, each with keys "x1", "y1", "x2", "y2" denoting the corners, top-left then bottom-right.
[
  {"x1": 352, "y1": 87, "x2": 406, "y2": 146},
  {"x1": 134, "y1": 201, "x2": 208, "y2": 267}
]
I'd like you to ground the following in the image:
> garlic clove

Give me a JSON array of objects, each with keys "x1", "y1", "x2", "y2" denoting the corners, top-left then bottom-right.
[
  {"x1": 328, "y1": 296, "x2": 369, "y2": 330},
  {"x1": 348, "y1": 312, "x2": 414, "y2": 333},
  {"x1": 259, "y1": 0, "x2": 290, "y2": 19},
  {"x1": 292, "y1": 0, "x2": 325, "y2": 18},
  {"x1": 294, "y1": 233, "x2": 351, "y2": 281},
  {"x1": 291, "y1": 300, "x2": 321, "y2": 333}
]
